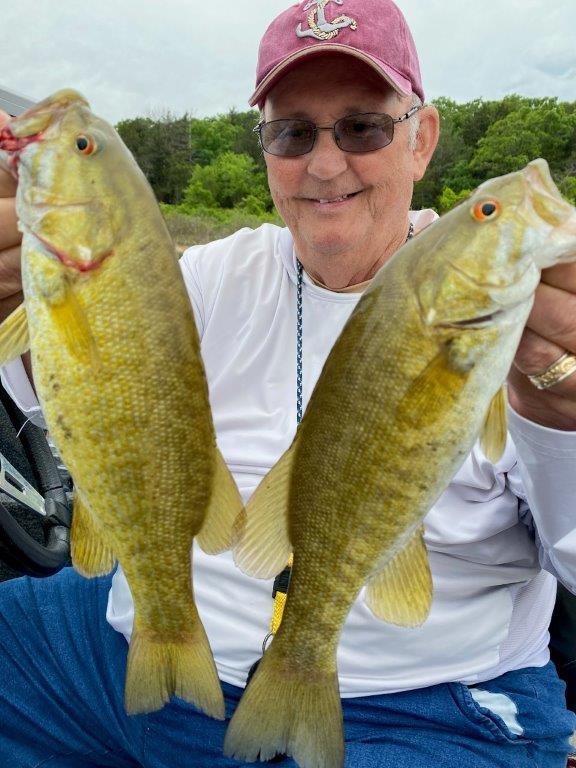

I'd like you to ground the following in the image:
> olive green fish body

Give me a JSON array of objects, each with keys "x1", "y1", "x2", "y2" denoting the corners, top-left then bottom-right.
[
  {"x1": 269, "y1": 250, "x2": 523, "y2": 673},
  {"x1": 225, "y1": 160, "x2": 576, "y2": 767},
  {"x1": 0, "y1": 90, "x2": 244, "y2": 719},
  {"x1": 23, "y1": 230, "x2": 213, "y2": 632}
]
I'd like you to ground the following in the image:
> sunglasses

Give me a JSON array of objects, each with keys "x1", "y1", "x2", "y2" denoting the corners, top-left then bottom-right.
[{"x1": 253, "y1": 105, "x2": 422, "y2": 157}]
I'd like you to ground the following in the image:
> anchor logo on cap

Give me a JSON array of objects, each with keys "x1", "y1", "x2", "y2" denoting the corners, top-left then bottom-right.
[{"x1": 296, "y1": 0, "x2": 358, "y2": 41}]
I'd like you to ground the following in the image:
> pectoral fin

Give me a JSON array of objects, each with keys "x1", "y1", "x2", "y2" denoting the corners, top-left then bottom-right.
[
  {"x1": 396, "y1": 352, "x2": 466, "y2": 428},
  {"x1": 232, "y1": 441, "x2": 295, "y2": 579},
  {"x1": 196, "y1": 448, "x2": 245, "y2": 555},
  {"x1": 51, "y1": 285, "x2": 99, "y2": 367},
  {"x1": 0, "y1": 303, "x2": 30, "y2": 364},
  {"x1": 365, "y1": 525, "x2": 432, "y2": 627},
  {"x1": 480, "y1": 386, "x2": 508, "y2": 463},
  {"x1": 71, "y1": 493, "x2": 115, "y2": 577}
]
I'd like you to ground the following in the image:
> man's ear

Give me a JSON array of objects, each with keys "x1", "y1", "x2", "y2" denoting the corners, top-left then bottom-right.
[{"x1": 412, "y1": 106, "x2": 440, "y2": 182}]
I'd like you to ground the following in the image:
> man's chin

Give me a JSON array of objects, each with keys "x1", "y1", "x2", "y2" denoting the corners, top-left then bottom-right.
[{"x1": 302, "y1": 232, "x2": 360, "y2": 259}]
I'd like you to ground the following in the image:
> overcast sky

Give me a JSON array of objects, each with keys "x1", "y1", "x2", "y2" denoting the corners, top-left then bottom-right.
[{"x1": 2, "y1": 0, "x2": 575, "y2": 124}]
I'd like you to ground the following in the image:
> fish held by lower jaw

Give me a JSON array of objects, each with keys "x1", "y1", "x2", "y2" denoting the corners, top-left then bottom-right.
[
  {"x1": 0, "y1": 87, "x2": 246, "y2": 721},
  {"x1": 522, "y1": 160, "x2": 576, "y2": 265}
]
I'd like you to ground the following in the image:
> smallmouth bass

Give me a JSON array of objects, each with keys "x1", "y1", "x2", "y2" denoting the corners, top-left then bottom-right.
[
  {"x1": 225, "y1": 160, "x2": 576, "y2": 768},
  {"x1": 0, "y1": 89, "x2": 245, "y2": 719}
]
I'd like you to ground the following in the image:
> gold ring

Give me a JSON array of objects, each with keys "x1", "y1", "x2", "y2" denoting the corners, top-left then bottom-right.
[{"x1": 527, "y1": 352, "x2": 576, "y2": 390}]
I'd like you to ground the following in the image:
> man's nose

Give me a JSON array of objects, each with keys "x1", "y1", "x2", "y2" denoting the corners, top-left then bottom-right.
[{"x1": 306, "y1": 129, "x2": 348, "y2": 180}]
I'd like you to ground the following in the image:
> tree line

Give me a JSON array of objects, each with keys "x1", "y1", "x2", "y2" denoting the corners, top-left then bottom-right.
[{"x1": 116, "y1": 95, "x2": 576, "y2": 222}]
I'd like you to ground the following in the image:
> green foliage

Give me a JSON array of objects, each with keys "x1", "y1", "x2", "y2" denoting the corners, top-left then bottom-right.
[
  {"x1": 181, "y1": 151, "x2": 271, "y2": 212},
  {"x1": 469, "y1": 100, "x2": 576, "y2": 179},
  {"x1": 189, "y1": 109, "x2": 263, "y2": 168},
  {"x1": 437, "y1": 187, "x2": 472, "y2": 214},
  {"x1": 560, "y1": 176, "x2": 576, "y2": 204},
  {"x1": 116, "y1": 114, "x2": 192, "y2": 204},
  {"x1": 119, "y1": 94, "x2": 576, "y2": 232},
  {"x1": 414, "y1": 95, "x2": 576, "y2": 211}
]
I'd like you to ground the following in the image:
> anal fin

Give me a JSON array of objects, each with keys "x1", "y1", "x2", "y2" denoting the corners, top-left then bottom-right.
[
  {"x1": 196, "y1": 448, "x2": 245, "y2": 555},
  {"x1": 365, "y1": 525, "x2": 432, "y2": 627},
  {"x1": 71, "y1": 493, "x2": 115, "y2": 577},
  {"x1": 232, "y1": 440, "x2": 295, "y2": 579}
]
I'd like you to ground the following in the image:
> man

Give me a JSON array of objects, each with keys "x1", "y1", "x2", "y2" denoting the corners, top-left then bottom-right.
[{"x1": 1, "y1": 1, "x2": 576, "y2": 766}]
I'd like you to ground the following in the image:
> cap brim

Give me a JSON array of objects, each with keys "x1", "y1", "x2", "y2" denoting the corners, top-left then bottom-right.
[{"x1": 249, "y1": 44, "x2": 413, "y2": 108}]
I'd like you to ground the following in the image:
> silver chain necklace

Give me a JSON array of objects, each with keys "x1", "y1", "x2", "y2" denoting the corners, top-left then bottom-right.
[{"x1": 295, "y1": 221, "x2": 414, "y2": 425}]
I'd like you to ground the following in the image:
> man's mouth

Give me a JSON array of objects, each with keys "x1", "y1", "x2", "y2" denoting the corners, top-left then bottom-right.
[{"x1": 308, "y1": 191, "x2": 362, "y2": 204}]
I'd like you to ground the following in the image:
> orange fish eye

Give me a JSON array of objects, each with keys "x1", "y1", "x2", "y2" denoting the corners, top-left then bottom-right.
[
  {"x1": 471, "y1": 199, "x2": 501, "y2": 222},
  {"x1": 75, "y1": 135, "x2": 97, "y2": 155}
]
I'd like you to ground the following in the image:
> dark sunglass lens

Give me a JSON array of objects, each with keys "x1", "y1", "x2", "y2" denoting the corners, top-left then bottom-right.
[
  {"x1": 336, "y1": 114, "x2": 394, "y2": 152},
  {"x1": 260, "y1": 120, "x2": 315, "y2": 156}
]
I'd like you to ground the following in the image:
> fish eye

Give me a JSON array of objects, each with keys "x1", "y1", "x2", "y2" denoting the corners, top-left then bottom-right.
[
  {"x1": 471, "y1": 199, "x2": 501, "y2": 222},
  {"x1": 75, "y1": 135, "x2": 97, "y2": 156}
]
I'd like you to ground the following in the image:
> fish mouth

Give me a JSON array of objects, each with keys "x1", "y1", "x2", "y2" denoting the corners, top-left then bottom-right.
[
  {"x1": 437, "y1": 310, "x2": 507, "y2": 330},
  {"x1": 0, "y1": 89, "x2": 89, "y2": 174},
  {"x1": 31, "y1": 231, "x2": 112, "y2": 273},
  {"x1": 0, "y1": 125, "x2": 43, "y2": 174},
  {"x1": 0, "y1": 126, "x2": 43, "y2": 153},
  {"x1": 524, "y1": 159, "x2": 576, "y2": 228}
]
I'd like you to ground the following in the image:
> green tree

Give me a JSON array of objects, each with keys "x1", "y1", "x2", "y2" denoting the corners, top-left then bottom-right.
[
  {"x1": 189, "y1": 110, "x2": 262, "y2": 167},
  {"x1": 117, "y1": 113, "x2": 192, "y2": 204},
  {"x1": 469, "y1": 100, "x2": 576, "y2": 179},
  {"x1": 437, "y1": 186, "x2": 472, "y2": 214},
  {"x1": 189, "y1": 117, "x2": 242, "y2": 166},
  {"x1": 182, "y1": 152, "x2": 271, "y2": 211},
  {"x1": 560, "y1": 176, "x2": 576, "y2": 204},
  {"x1": 413, "y1": 98, "x2": 469, "y2": 210}
]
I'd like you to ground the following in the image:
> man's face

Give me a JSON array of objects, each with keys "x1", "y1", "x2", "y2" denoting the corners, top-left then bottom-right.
[{"x1": 263, "y1": 55, "x2": 424, "y2": 284}]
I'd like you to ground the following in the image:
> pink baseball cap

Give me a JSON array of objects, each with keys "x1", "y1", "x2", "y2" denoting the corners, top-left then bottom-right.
[{"x1": 249, "y1": 0, "x2": 424, "y2": 108}]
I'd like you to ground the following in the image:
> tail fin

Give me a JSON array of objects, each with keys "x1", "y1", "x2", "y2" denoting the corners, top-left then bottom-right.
[
  {"x1": 124, "y1": 619, "x2": 224, "y2": 720},
  {"x1": 224, "y1": 650, "x2": 343, "y2": 768}
]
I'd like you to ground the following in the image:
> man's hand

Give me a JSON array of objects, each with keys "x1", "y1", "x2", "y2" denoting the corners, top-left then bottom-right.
[
  {"x1": 508, "y1": 262, "x2": 576, "y2": 431},
  {"x1": 0, "y1": 109, "x2": 23, "y2": 323}
]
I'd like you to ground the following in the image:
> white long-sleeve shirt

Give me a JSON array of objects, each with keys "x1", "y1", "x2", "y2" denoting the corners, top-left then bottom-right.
[{"x1": 3, "y1": 214, "x2": 576, "y2": 696}]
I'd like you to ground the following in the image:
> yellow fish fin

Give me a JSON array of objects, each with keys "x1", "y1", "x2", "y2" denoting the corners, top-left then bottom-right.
[
  {"x1": 480, "y1": 386, "x2": 508, "y2": 463},
  {"x1": 396, "y1": 351, "x2": 466, "y2": 428},
  {"x1": 224, "y1": 647, "x2": 343, "y2": 767},
  {"x1": 0, "y1": 303, "x2": 30, "y2": 364},
  {"x1": 50, "y1": 286, "x2": 100, "y2": 367},
  {"x1": 125, "y1": 611, "x2": 225, "y2": 719},
  {"x1": 196, "y1": 448, "x2": 245, "y2": 555},
  {"x1": 70, "y1": 493, "x2": 115, "y2": 577},
  {"x1": 365, "y1": 525, "x2": 432, "y2": 627},
  {"x1": 232, "y1": 440, "x2": 295, "y2": 579}
]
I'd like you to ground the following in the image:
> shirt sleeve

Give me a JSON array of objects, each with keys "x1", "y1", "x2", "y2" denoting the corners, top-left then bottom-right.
[{"x1": 507, "y1": 405, "x2": 576, "y2": 593}]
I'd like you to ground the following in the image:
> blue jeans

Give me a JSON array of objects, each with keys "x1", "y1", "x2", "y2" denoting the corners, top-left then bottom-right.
[{"x1": 0, "y1": 568, "x2": 574, "y2": 768}]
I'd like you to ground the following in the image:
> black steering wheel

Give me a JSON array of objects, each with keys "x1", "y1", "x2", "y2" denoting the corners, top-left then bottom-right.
[{"x1": 0, "y1": 384, "x2": 71, "y2": 578}]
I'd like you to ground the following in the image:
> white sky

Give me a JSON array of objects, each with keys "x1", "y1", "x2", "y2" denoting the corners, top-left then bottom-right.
[{"x1": 2, "y1": 0, "x2": 575, "y2": 123}]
